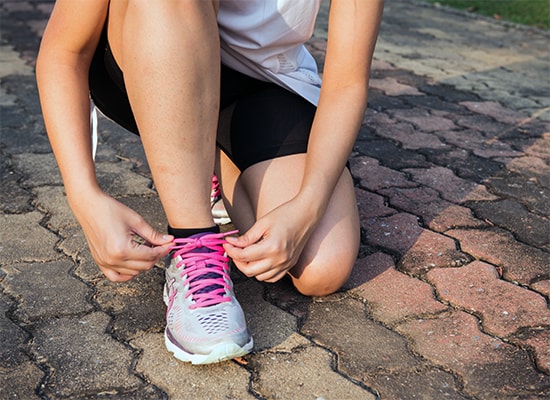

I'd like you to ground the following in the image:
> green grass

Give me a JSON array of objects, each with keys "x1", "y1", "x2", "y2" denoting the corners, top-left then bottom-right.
[{"x1": 423, "y1": 0, "x2": 550, "y2": 30}]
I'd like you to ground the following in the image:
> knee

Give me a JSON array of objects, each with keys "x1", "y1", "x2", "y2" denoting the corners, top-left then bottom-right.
[{"x1": 290, "y1": 254, "x2": 355, "y2": 297}]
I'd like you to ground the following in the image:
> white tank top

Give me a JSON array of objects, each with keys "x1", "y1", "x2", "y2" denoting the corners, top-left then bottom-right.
[{"x1": 217, "y1": 0, "x2": 322, "y2": 105}]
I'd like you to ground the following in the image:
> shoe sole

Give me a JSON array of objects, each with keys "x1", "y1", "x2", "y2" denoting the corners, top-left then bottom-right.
[{"x1": 164, "y1": 330, "x2": 253, "y2": 365}]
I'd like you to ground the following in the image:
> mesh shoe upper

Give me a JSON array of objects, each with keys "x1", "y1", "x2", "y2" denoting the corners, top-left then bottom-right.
[{"x1": 164, "y1": 231, "x2": 252, "y2": 361}]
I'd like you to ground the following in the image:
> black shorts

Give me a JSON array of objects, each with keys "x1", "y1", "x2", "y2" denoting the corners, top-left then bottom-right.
[{"x1": 89, "y1": 29, "x2": 316, "y2": 172}]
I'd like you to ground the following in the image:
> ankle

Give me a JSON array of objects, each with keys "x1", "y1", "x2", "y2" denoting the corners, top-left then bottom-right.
[{"x1": 168, "y1": 225, "x2": 220, "y2": 239}]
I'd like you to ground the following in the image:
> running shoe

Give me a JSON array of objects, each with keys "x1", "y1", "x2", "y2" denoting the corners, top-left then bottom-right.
[
  {"x1": 163, "y1": 231, "x2": 253, "y2": 364},
  {"x1": 211, "y1": 175, "x2": 231, "y2": 225}
]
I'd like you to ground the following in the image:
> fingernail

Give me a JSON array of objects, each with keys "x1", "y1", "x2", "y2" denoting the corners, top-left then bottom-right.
[{"x1": 162, "y1": 235, "x2": 173, "y2": 241}]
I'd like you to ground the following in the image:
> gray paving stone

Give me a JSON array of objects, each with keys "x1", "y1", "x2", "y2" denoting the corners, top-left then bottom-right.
[
  {"x1": 367, "y1": 367, "x2": 469, "y2": 400},
  {"x1": 55, "y1": 224, "x2": 106, "y2": 283},
  {"x1": 405, "y1": 165, "x2": 498, "y2": 203},
  {"x1": 11, "y1": 153, "x2": 63, "y2": 188},
  {"x1": 424, "y1": 148, "x2": 506, "y2": 183},
  {"x1": 1, "y1": 75, "x2": 44, "y2": 124},
  {"x1": 356, "y1": 187, "x2": 397, "y2": 221},
  {"x1": 0, "y1": 44, "x2": 33, "y2": 77},
  {"x1": 95, "y1": 161, "x2": 155, "y2": 197},
  {"x1": 93, "y1": 267, "x2": 166, "y2": 342},
  {"x1": 0, "y1": 152, "x2": 34, "y2": 213},
  {"x1": 0, "y1": 211, "x2": 61, "y2": 264},
  {"x1": 436, "y1": 129, "x2": 523, "y2": 159},
  {"x1": 117, "y1": 195, "x2": 168, "y2": 234},
  {"x1": 0, "y1": 116, "x2": 50, "y2": 155},
  {"x1": 73, "y1": 252, "x2": 105, "y2": 283},
  {"x1": 249, "y1": 345, "x2": 376, "y2": 400},
  {"x1": 351, "y1": 156, "x2": 417, "y2": 191},
  {"x1": 132, "y1": 332, "x2": 254, "y2": 400},
  {"x1": 2, "y1": 260, "x2": 94, "y2": 323},
  {"x1": 484, "y1": 170, "x2": 549, "y2": 215},
  {"x1": 353, "y1": 138, "x2": 431, "y2": 170},
  {"x1": 0, "y1": 291, "x2": 29, "y2": 369},
  {"x1": 237, "y1": 279, "x2": 298, "y2": 352},
  {"x1": 55, "y1": 225, "x2": 90, "y2": 260},
  {"x1": 11, "y1": 153, "x2": 154, "y2": 198},
  {"x1": 31, "y1": 312, "x2": 143, "y2": 398},
  {"x1": 460, "y1": 101, "x2": 528, "y2": 125},
  {"x1": 376, "y1": 120, "x2": 449, "y2": 150},
  {"x1": 367, "y1": 89, "x2": 410, "y2": 111},
  {"x1": 403, "y1": 94, "x2": 467, "y2": 114},
  {"x1": 453, "y1": 113, "x2": 510, "y2": 135},
  {"x1": 470, "y1": 199, "x2": 550, "y2": 250},
  {"x1": 263, "y1": 276, "x2": 314, "y2": 322},
  {"x1": 33, "y1": 186, "x2": 78, "y2": 230},
  {"x1": 0, "y1": 361, "x2": 44, "y2": 400},
  {"x1": 505, "y1": 155, "x2": 550, "y2": 188},
  {"x1": 301, "y1": 297, "x2": 422, "y2": 379},
  {"x1": 389, "y1": 108, "x2": 458, "y2": 132},
  {"x1": 378, "y1": 185, "x2": 453, "y2": 224}
]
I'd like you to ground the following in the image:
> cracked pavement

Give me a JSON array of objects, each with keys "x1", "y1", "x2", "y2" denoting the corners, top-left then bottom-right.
[{"x1": 1, "y1": 0, "x2": 549, "y2": 399}]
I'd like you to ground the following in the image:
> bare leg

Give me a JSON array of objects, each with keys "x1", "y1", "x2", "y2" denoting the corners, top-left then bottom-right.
[
  {"x1": 107, "y1": 0, "x2": 220, "y2": 229},
  {"x1": 218, "y1": 152, "x2": 360, "y2": 296}
]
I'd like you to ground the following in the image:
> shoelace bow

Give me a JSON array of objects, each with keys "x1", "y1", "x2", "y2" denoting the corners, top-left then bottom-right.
[{"x1": 170, "y1": 230, "x2": 238, "y2": 309}]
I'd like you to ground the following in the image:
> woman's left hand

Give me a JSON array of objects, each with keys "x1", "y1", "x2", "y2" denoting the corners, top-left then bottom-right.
[{"x1": 224, "y1": 199, "x2": 317, "y2": 283}]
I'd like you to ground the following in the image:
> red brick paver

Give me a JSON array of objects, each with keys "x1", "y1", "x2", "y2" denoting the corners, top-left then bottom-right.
[
  {"x1": 347, "y1": 253, "x2": 448, "y2": 325},
  {"x1": 426, "y1": 261, "x2": 550, "y2": 337},
  {"x1": 397, "y1": 311, "x2": 550, "y2": 398},
  {"x1": 447, "y1": 228, "x2": 549, "y2": 285}
]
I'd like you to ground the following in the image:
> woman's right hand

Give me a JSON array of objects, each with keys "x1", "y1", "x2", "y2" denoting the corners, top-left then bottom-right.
[{"x1": 72, "y1": 191, "x2": 174, "y2": 282}]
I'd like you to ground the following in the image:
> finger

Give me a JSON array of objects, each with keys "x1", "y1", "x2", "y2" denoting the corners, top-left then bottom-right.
[
  {"x1": 224, "y1": 239, "x2": 272, "y2": 264},
  {"x1": 257, "y1": 269, "x2": 289, "y2": 283},
  {"x1": 225, "y1": 223, "x2": 265, "y2": 248},
  {"x1": 128, "y1": 215, "x2": 173, "y2": 247},
  {"x1": 233, "y1": 257, "x2": 274, "y2": 279},
  {"x1": 127, "y1": 241, "x2": 173, "y2": 263},
  {"x1": 100, "y1": 268, "x2": 138, "y2": 283},
  {"x1": 223, "y1": 242, "x2": 244, "y2": 261},
  {"x1": 133, "y1": 223, "x2": 174, "y2": 247}
]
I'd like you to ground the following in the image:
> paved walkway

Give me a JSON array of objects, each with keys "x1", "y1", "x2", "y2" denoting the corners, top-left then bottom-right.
[{"x1": 1, "y1": 1, "x2": 549, "y2": 399}]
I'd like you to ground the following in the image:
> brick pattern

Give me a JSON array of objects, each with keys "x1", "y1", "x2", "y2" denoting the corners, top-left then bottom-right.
[{"x1": 1, "y1": 0, "x2": 549, "y2": 399}]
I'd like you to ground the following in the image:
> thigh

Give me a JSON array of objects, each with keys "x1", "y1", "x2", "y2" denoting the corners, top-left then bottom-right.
[{"x1": 89, "y1": 17, "x2": 139, "y2": 134}]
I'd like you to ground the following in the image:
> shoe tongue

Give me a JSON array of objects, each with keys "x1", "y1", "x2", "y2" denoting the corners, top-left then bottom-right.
[
  {"x1": 187, "y1": 232, "x2": 224, "y2": 299},
  {"x1": 188, "y1": 232, "x2": 215, "y2": 253}
]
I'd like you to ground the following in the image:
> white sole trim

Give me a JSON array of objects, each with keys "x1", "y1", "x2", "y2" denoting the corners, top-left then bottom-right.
[{"x1": 164, "y1": 330, "x2": 253, "y2": 365}]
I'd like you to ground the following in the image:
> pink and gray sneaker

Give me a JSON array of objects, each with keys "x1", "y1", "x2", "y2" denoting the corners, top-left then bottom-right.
[{"x1": 163, "y1": 230, "x2": 253, "y2": 364}]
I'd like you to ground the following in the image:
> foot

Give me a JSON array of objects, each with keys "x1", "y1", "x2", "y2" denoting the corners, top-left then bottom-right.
[{"x1": 163, "y1": 231, "x2": 252, "y2": 364}]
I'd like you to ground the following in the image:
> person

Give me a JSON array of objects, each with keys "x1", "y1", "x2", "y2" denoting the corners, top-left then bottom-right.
[{"x1": 36, "y1": 0, "x2": 384, "y2": 364}]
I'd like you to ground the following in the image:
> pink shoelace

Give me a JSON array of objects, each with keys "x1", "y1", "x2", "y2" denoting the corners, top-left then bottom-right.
[{"x1": 169, "y1": 230, "x2": 238, "y2": 310}]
